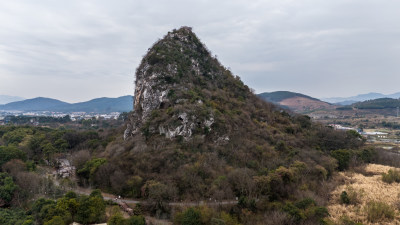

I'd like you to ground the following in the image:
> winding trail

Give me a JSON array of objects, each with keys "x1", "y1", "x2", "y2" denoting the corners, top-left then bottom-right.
[
  {"x1": 73, "y1": 187, "x2": 238, "y2": 207},
  {"x1": 48, "y1": 164, "x2": 238, "y2": 207}
]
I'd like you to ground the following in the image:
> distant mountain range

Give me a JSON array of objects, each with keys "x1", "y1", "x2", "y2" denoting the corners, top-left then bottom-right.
[
  {"x1": 0, "y1": 96, "x2": 133, "y2": 113},
  {"x1": 322, "y1": 92, "x2": 400, "y2": 105},
  {"x1": 0, "y1": 95, "x2": 25, "y2": 105},
  {"x1": 258, "y1": 91, "x2": 334, "y2": 113},
  {"x1": 3, "y1": 91, "x2": 399, "y2": 114}
]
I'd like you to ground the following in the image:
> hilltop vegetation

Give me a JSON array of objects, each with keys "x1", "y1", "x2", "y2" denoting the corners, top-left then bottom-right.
[{"x1": 353, "y1": 98, "x2": 400, "y2": 109}]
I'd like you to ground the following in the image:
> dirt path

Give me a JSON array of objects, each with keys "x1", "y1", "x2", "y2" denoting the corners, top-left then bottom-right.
[{"x1": 74, "y1": 186, "x2": 238, "y2": 206}]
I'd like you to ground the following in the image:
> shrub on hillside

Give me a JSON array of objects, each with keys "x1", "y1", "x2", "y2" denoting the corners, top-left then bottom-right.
[
  {"x1": 381, "y1": 169, "x2": 400, "y2": 184},
  {"x1": 340, "y1": 191, "x2": 350, "y2": 205},
  {"x1": 331, "y1": 150, "x2": 351, "y2": 171},
  {"x1": 339, "y1": 187, "x2": 363, "y2": 205},
  {"x1": 174, "y1": 206, "x2": 240, "y2": 225},
  {"x1": 339, "y1": 215, "x2": 363, "y2": 225},
  {"x1": 365, "y1": 201, "x2": 395, "y2": 223}
]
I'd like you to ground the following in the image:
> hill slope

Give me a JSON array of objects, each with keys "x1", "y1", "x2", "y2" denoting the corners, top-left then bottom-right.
[
  {"x1": 258, "y1": 91, "x2": 334, "y2": 112},
  {"x1": 85, "y1": 27, "x2": 366, "y2": 225}
]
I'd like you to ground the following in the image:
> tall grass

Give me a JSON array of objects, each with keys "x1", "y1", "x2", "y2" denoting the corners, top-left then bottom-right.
[
  {"x1": 365, "y1": 201, "x2": 395, "y2": 223},
  {"x1": 381, "y1": 169, "x2": 400, "y2": 183}
]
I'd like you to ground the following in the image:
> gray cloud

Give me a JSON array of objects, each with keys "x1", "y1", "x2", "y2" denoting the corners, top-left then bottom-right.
[{"x1": 1, "y1": 0, "x2": 400, "y2": 102}]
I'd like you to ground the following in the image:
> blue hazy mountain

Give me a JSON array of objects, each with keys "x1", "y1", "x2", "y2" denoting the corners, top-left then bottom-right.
[
  {"x1": 0, "y1": 97, "x2": 69, "y2": 111},
  {"x1": 58, "y1": 96, "x2": 133, "y2": 113},
  {"x1": 0, "y1": 96, "x2": 133, "y2": 113},
  {"x1": 0, "y1": 95, "x2": 25, "y2": 105},
  {"x1": 323, "y1": 92, "x2": 400, "y2": 105}
]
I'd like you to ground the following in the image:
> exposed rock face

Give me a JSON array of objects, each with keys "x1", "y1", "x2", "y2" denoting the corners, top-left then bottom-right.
[{"x1": 127, "y1": 26, "x2": 218, "y2": 140}]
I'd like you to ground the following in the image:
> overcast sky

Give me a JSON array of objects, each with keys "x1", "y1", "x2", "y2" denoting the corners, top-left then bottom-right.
[{"x1": 1, "y1": 0, "x2": 400, "y2": 102}]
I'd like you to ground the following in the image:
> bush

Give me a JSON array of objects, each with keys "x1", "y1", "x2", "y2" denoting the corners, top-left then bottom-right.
[
  {"x1": 340, "y1": 187, "x2": 362, "y2": 205},
  {"x1": 179, "y1": 207, "x2": 202, "y2": 225},
  {"x1": 174, "y1": 207, "x2": 240, "y2": 225},
  {"x1": 126, "y1": 215, "x2": 146, "y2": 225},
  {"x1": 44, "y1": 216, "x2": 65, "y2": 225},
  {"x1": 365, "y1": 201, "x2": 395, "y2": 223},
  {"x1": 331, "y1": 150, "x2": 351, "y2": 171},
  {"x1": 381, "y1": 169, "x2": 400, "y2": 184},
  {"x1": 295, "y1": 198, "x2": 315, "y2": 210},
  {"x1": 313, "y1": 206, "x2": 329, "y2": 218},
  {"x1": 340, "y1": 191, "x2": 350, "y2": 205},
  {"x1": 339, "y1": 215, "x2": 363, "y2": 225},
  {"x1": 108, "y1": 214, "x2": 146, "y2": 225},
  {"x1": 283, "y1": 202, "x2": 305, "y2": 222}
]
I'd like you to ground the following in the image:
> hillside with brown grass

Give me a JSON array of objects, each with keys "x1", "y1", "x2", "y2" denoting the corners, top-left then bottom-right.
[
  {"x1": 328, "y1": 164, "x2": 400, "y2": 224},
  {"x1": 279, "y1": 96, "x2": 335, "y2": 113}
]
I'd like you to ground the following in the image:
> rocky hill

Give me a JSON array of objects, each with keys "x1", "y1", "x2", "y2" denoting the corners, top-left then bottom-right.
[
  {"x1": 126, "y1": 26, "x2": 260, "y2": 142},
  {"x1": 258, "y1": 91, "x2": 334, "y2": 113},
  {"x1": 96, "y1": 27, "x2": 366, "y2": 224}
]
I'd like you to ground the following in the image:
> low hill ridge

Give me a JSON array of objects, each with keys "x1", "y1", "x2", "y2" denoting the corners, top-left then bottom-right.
[
  {"x1": 258, "y1": 91, "x2": 320, "y2": 102},
  {"x1": 352, "y1": 97, "x2": 400, "y2": 109},
  {"x1": 0, "y1": 95, "x2": 25, "y2": 104},
  {"x1": 323, "y1": 92, "x2": 400, "y2": 104},
  {"x1": 258, "y1": 91, "x2": 333, "y2": 112}
]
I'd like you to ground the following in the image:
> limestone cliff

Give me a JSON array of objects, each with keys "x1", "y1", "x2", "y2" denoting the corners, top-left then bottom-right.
[{"x1": 126, "y1": 26, "x2": 243, "y2": 141}]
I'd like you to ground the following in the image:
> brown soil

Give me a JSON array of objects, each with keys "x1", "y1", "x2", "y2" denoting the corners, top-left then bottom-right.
[{"x1": 279, "y1": 96, "x2": 334, "y2": 113}]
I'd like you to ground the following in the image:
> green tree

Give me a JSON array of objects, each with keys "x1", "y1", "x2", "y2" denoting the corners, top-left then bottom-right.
[
  {"x1": 44, "y1": 216, "x2": 65, "y2": 225},
  {"x1": 75, "y1": 191, "x2": 106, "y2": 224},
  {"x1": 54, "y1": 139, "x2": 68, "y2": 152},
  {"x1": 331, "y1": 149, "x2": 351, "y2": 171},
  {"x1": 126, "y1": 215, "x2": 146, "y2": 225},
  {"x1": 108, "y1": 213, "x2": 126, "y2": 225},
  {"x1": 31, "y1": 198, "x2": 56, "y2": 223},
  {"x1": 77, "y1": 158, "x2": 107, "y2": 182},
  {"x1": 2, "y1": 128, "x2": 33, "y2": 145},
  {"x1": 55, "y1": 197, "x2": 79, "y2": 222},
  {"x1": 180, "y1": 208, "x2": 202, "y2": 225},
  {"x1": 0, "y1": 173, "x2": 17, "y2": 207},
  {"x1": 42, "y1": 142, "x2": 56, "y2": 161},
  {"x1": 0, "y1": 146, "x2": 26, "y2": 167},
  {"x1": 126, "y1": 175, "x2": 143, "y2": 197},
  {"x1": 0, "y1": 208, "x2": 34, "y2": 225}
]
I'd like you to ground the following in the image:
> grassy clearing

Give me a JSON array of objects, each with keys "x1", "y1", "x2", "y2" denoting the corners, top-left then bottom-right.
[{"x1": 327, "y1": 164, "x2": 400, "y2": 224}]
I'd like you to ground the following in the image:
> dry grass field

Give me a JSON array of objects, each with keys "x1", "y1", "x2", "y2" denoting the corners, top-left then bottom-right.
[{"x1": 328, "y1": 164, "x2": 400, "y2": 224}]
